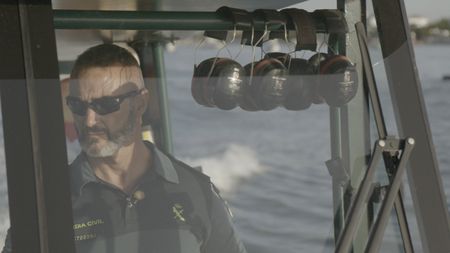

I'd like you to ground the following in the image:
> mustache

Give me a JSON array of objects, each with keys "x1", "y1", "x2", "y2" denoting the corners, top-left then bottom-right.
[
  {"x1": 83, "y1": 126, "x2": 106, "y2": 132},
  {"x1": 78, "y1": 125, "x2": 108, "y2": 135}
]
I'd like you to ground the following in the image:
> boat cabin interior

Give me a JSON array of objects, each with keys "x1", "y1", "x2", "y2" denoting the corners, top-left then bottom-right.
[{"x1": 0, "y1": 0, "x2": 449, "y2": 252}]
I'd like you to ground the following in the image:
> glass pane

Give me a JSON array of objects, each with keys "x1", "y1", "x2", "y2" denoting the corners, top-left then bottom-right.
[
  {"x1": 53, "y1": 1, "x2": 450, "y2": 253},
  {"x1": 57, "y1": 27, "x2": 365, "y2": 252}
]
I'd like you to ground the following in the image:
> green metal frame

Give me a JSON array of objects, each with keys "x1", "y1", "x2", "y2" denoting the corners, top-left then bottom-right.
[
  {"x1": 151, "y1": 42, "x2": 173, "y2": 154},
  {"x1": 332, "y1": 0, "x2": 371, "y2": 252},
  {"x1": 53, "y1": 10, "x2": 328, "y2": 31}
]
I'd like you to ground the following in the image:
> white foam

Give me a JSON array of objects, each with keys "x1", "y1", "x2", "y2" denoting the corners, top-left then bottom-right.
[{"x1": 182, "y1": 144, "x2": 266, "y2": 194}]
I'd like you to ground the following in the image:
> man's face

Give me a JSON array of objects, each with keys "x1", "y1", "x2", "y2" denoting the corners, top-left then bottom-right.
[{"x1": 69, "y1": 65, "x2": 145, "y2": 157}]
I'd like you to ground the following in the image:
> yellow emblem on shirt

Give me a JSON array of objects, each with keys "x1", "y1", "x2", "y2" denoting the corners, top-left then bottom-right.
[
  {"x1": 73, "y1": 218, "x2": 105, "y2": 230},
  {"x1": 73, "y1": 218, "x2": 104, "y2": 241},
  {"x1": 172, "y1": 203, "x2": 186, "y2": 222}
]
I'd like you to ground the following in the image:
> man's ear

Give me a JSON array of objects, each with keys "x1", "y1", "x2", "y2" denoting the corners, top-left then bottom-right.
[{"x1": 136, "y1": 89, "x2": 149, "y2": 116}]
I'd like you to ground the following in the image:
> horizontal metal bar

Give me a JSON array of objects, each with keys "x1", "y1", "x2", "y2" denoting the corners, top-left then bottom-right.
[{"x1": 53, "y1": 10, "x2": 328, "y2": 31}]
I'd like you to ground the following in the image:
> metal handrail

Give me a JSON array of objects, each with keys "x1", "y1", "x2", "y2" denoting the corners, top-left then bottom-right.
[{"x1": 53, "y1": 9, "x2": 329, "y2": 31}]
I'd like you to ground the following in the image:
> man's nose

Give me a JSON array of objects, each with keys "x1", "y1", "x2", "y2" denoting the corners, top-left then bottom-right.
[{"x1": 84, "y1": 107, "x2": 98, "y2": 127}]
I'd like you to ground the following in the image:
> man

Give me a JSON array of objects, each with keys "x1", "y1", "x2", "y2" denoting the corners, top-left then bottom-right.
[{"x1": 2, "y1": 44, "x2": 247, "y2": 253}]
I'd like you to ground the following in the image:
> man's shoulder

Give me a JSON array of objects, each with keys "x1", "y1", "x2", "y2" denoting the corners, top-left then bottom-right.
[
  {"x1": 68, "y1": 153, "x2": 96, "y2": 196},
  {"x1": 164, "y1": 152, "x2": 211, "y2": 185}
]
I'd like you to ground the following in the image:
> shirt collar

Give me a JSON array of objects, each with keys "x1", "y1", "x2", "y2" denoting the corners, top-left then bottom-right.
[
  {"x1": 71, "y1": 142, "x2": 179, "y2": 195},
  {"x1": 146, "y1": 142, "x2": 179, "y2": 184}
]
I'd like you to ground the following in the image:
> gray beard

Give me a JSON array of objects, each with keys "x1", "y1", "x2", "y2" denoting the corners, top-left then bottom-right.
[
  {"x1": 79, "y1": 107, "x2": 138, "y2": 158},
  {"x1": 82, "y1": 139, "x2": 121, "y2": 158}
]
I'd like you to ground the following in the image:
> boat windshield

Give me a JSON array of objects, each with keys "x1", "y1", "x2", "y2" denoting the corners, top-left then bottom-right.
[{"x1": 0, "y1": 0, "x2": 449, "y2": 252}]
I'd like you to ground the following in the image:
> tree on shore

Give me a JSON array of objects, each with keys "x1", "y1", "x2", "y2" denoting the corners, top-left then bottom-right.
[{"x1": 412, "y1": 18, "x2": 450, "y2": 41}]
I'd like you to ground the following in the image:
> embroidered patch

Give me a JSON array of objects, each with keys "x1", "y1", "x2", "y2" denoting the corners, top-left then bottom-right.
[
  {"x1": 172, "y1": 203, "x2": 186, "y2": 222},
  {"x1": 73, "y1": 218, "x2": 104, "y2": 241},
  {"x1": 73, "y1": 218, "x2": 105, "y2": 230},
  {"x1": 74, "y1": 233, "x2": 97, "y2": 241}
]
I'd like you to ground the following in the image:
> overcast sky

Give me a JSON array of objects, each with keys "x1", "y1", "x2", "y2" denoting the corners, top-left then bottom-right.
[
  {"x1": 294, "y1": 0, "x2": 449, "y2": 20},
  {"x1": 403, "y1": 0, "x2": 449, "y2": 19}
]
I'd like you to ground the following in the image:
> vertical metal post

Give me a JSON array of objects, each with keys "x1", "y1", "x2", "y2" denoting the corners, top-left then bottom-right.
[
  {"x1": 151, "y1": 42, "x2": 173, "y2": 154},
  {"x1": 373, "y1": 0, "x2": 450, "y2": 252},
  {"x1": 0, "y1": 2, "x2": 41, "y2": 252},
  {"x1": 331, "y1": 0, "x2": 370, "y2": 252},
  {"x1": 328, "y1": 32, "x2": 346, "y2": 242},
  {"x1": 329, "y1": 107, "x2": 346, "y2": 241},
  {"x1": 0, "y1": 0, "x2": 76, "y2": 252}
]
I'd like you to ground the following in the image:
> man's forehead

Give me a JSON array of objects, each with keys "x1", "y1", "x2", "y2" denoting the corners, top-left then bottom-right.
[{"x1": 70, "y1": 66, "x2": 143, "y2": 96}]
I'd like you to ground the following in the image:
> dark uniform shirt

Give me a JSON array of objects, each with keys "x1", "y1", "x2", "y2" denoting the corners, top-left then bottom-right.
[{"x1": 70, "y1": 142, "x2": 247, "y2": 253}]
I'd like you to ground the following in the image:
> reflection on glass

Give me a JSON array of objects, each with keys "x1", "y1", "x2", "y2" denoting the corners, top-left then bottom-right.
[
  {"x1": 0, "y1": 1, "x2": 445, "y2": 251},
  {"x1": 54, "y1": 20, "x2": 444, "y2": 253}
]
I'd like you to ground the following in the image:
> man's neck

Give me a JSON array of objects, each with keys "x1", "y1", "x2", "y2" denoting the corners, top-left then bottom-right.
[{"x1": 87, "y1": 141, "x2": 152, "y2": 194}]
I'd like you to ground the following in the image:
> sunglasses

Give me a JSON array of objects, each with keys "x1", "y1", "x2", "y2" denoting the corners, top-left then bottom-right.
[{"x1": 66, "y1": 89, "x2": 142, "y2": 116}]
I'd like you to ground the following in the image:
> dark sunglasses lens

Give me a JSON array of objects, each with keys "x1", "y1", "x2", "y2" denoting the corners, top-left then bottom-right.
[
  {"x1": 66, "y1": 97, "x2": 87, "y2": 116},
  {"x1": 91, "y1": 97, "x2": 120, "y2": 115}
]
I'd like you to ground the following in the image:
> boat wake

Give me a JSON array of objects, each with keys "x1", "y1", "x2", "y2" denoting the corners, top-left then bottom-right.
[{"x1": 181, "y1": 144, "x2": 267, "y2": 195}]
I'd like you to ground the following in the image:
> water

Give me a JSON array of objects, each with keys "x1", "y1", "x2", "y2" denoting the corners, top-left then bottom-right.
[{"x1": 0, "y1": 44, "x2": 449, "y2": 252}]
